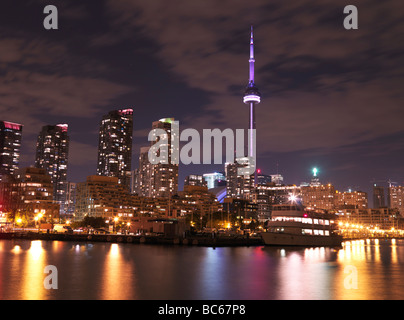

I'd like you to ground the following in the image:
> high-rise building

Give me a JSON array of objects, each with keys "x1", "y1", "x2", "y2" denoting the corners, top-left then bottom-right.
[
  {"x1": 0, "y1": 121, "x2": 23, "y2": 181},
  {"x1": 35, "y1": 124, "x2": 69, "y2": 212},
  {"x1": 136, "y1": 118, "x2": 178, "y2": 198},
  {"x1": 97, "y1": 108, "x2": 133, "y2": 189},
  {"x1": 225, "y1": 157, "x2": 254, "y2": 200},
  {"x1": 136, "y1": 146, "x2": 152, "y2": 197},
  {"x1": 388, "y1": 185, "x2": 404, "y2": 216},
  {"x1": 373, "y1": 184, "x2": 386, "y2": 208}
]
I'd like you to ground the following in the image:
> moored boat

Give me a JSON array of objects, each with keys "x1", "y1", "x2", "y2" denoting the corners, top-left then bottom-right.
[{"x1": 261, "y1": 203, "x2": 342, "y2": 247}]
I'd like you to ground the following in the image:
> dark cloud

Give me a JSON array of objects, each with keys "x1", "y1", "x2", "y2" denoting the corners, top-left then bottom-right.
[{"x1": 1, "y1": 0, "x2": 403, "y2": 193}]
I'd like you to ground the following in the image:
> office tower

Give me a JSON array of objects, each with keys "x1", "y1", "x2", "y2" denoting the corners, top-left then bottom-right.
[
  {"x1": 136, "y1": 118, "x2": 179, "y2": 198},
  {"x1": 0, "y1": 121, "x2": 23, "y2": 181},
  {"x1": 97, "y1": 108, "x2": 133, "y2": 189},
  {"x1": 203, "y1": 172, "x2": 226, "y2": 189},
  {"x1": 35, "y1": 124, "x2": 69, "y2": 212},
  {"x1": 243, "y1": 25, "x2": 261, "y2": 185},
  {"x1": 373, "y1": 184, "x2": 385, "y2": 208}
]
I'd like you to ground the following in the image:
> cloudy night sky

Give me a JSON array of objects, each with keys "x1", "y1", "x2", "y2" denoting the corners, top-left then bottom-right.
[{"x1": 1, "y1": 0, "x2": 404, "y2": 198}]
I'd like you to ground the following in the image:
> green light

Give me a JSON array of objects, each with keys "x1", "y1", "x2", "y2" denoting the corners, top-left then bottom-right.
[
  {"x1": 312, "y1": 167, "x2": 318, "y2": 177},
  {"x1": 159, "y1": 118, "x2": 173, "y2": 124}
]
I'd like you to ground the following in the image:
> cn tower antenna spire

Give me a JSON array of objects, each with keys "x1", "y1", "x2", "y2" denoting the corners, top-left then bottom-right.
[{"x1": 249, "y1": 25, "x2": 255, "y2": 83}]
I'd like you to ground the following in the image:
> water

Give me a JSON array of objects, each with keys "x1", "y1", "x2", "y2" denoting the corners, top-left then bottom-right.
[{"x1": 0, "y1": 238, "x2": 403, "y2": 300}]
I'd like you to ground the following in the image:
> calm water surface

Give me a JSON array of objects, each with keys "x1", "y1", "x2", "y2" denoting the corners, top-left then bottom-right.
[{"x1": 0, "y1": 239, "x2": 403, "y2": 300}]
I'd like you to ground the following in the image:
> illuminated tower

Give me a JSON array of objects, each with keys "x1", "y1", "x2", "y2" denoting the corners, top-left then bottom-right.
[
  {"x1": 35, "y1": 124, "x2": 69, "y2": 212},
  {"x1": 0, "y1": 121, "x2": 23, "y2": 181},
  {"x1": 243, "y1": 25, "x2": 261, "y2": 185},
  {"x1": 97, "y1": 109, "x2": 133, "y2": 189}
]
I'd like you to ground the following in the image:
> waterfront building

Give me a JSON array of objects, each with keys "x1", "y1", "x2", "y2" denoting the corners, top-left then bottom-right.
[
  {"x1": 337, "y1": 207, "x2": 402, "y2": 230},
  {"x1": 0, "y1": 167, "x2": 60, "y2": 223},
  {"x1": 0, "y1": 121, "x2": 23, "y2": 181},
  {"x1": 35, "y1": 124, "x2": 69, "y2": 213},
  {"x1": 97, "y1": 108, "x2": 133, "y2": 189},
  {"x1": 75, "y1": 175, "x2": 136, "y2": 222}
]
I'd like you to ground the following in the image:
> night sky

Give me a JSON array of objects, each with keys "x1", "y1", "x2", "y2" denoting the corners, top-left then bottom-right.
[{"x1": 1, "y1": 0, "x2": 404, "y2": 199}]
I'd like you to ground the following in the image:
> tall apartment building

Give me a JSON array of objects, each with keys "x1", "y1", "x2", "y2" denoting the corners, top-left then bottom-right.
[
  {"x1": 388, "y1": 185, "x2": 404, "y2": 216},
  {"x1": 136, "y1": 118, "x2": 178, "y2": 198},
  {"x1": 35, "y1": 124, "x2": 69, "y2": 212},
  {"x1": 0, "y1": 121, "x2": 23, "y2": 181},
  {"x1": 97, "y1": 108, "x2": 133, "y2": 189}
]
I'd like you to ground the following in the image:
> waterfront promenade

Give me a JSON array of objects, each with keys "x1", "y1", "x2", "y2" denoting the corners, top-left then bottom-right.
[{"x1": 0, "y1": 231, "x2": 263, "y2": 247}]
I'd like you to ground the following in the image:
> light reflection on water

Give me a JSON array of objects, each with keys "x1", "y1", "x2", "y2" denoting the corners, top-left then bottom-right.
[{"x1": 0, "y1": 239, "x2": 403, "y2": 300}]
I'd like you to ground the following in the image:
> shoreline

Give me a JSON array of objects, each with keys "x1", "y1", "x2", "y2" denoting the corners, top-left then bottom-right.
[{"x1": 0, "y1": 231, "x2": 264, "y2": 247}]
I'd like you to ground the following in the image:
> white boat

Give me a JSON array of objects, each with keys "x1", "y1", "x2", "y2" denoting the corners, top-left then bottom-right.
[{"x1": 261, "y1": 204, "x2": 342, "y2": 247}]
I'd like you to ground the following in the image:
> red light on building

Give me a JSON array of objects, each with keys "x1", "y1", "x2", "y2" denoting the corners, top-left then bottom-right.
[{"x1": 4, "y1": 121, "x2": 22, "y2": 131}]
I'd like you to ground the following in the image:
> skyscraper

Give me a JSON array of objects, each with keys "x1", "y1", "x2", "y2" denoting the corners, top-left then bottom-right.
[
  {"x1": 136, "y1": 118, "x2": 179, "y2": 198},
  {"x1": 97, "y1": 108, "x2": 133, "y2": 189},
  {"x1": 35, "y1": 124, "x2": 69, "y2": 212},
  {"x1": 373, "y1": 184, "x2": 386, "y2": 208},
  {"x1": 0, "y1": 120, "x2": 23, "y2": 181}
]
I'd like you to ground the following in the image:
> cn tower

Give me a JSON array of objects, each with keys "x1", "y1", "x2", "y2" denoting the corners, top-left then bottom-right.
[{"x1": 243, "y1": 25, "x2": 261, "y2": 184}]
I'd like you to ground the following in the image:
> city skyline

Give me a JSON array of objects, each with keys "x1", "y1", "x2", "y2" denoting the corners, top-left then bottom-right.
[{"x1": 1, "y1": 1, "x2": 404, "y2": 197}]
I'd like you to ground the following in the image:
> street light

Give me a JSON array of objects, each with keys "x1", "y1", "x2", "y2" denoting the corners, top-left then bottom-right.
[{"x1": 114, "y1": 217, "x2": 118, "y2": 233}]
